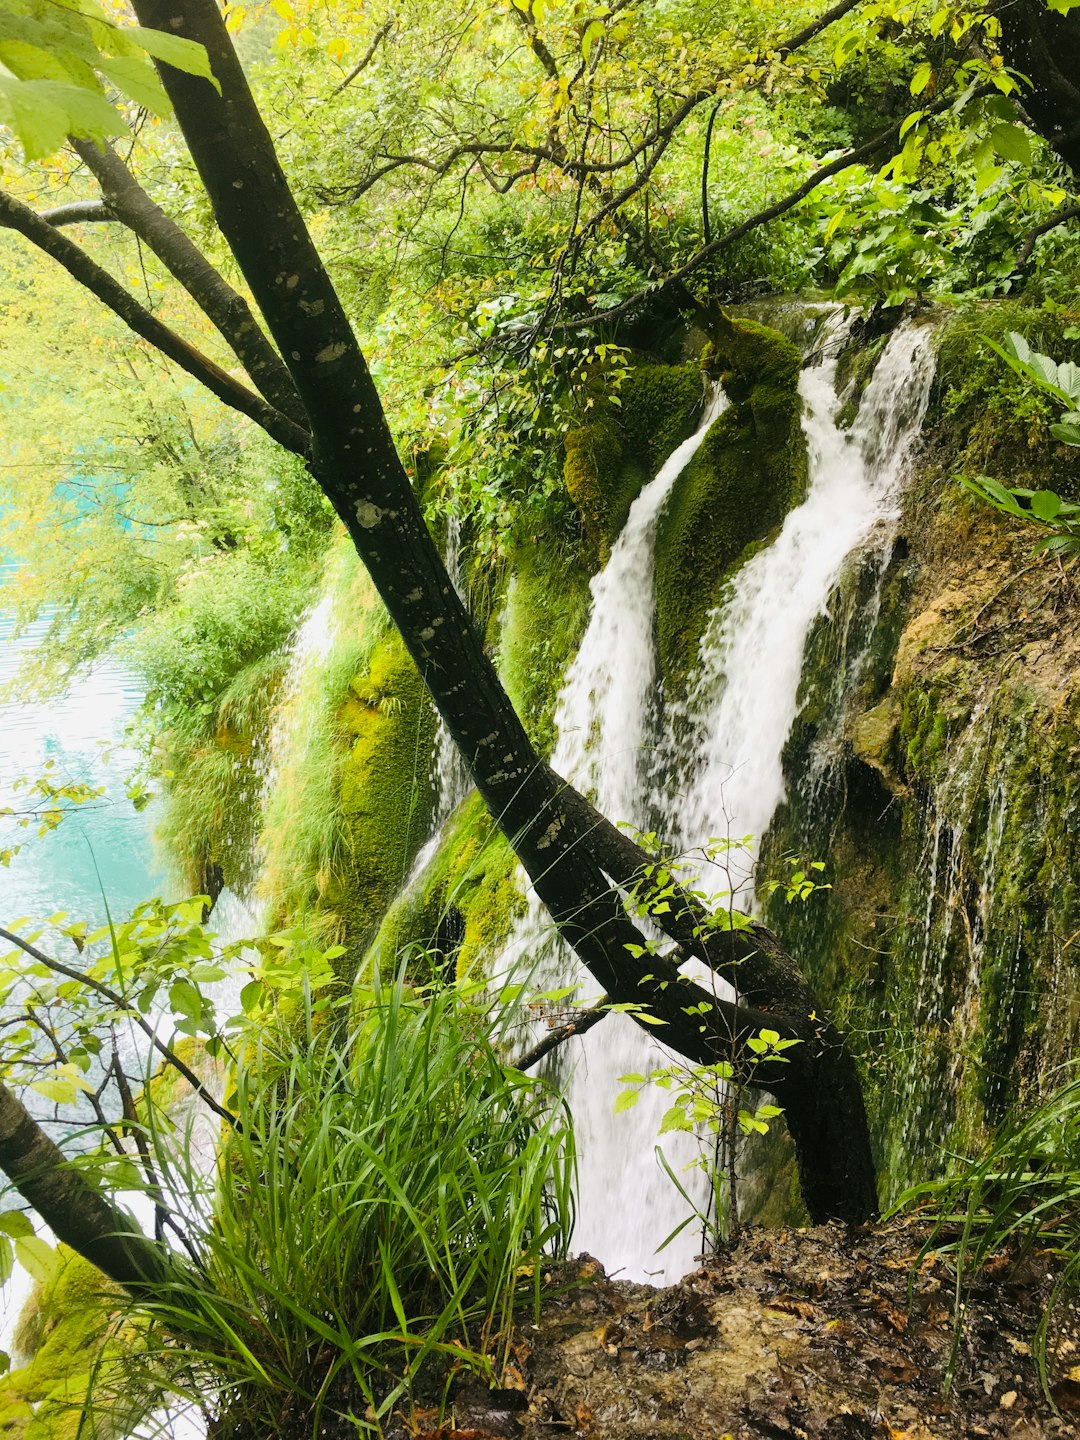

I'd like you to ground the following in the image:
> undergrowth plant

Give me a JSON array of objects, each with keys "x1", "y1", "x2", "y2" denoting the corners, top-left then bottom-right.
[
  {"x1": 897, "y1": 1066, "x2": 1080, "y2": 1396},
  {"x1": 111, "y1": 972, "x2": 575, "y2": 1437}
]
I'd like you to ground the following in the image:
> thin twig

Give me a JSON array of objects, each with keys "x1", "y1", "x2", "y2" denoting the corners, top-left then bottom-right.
[{"x1": 0, "y1": 926, "x2": 239, "y2": 1132}]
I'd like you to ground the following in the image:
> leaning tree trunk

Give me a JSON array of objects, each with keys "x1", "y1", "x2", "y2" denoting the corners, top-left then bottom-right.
[{"x1": 125, "y1": 0, "x2": 877, "y2": 1225}]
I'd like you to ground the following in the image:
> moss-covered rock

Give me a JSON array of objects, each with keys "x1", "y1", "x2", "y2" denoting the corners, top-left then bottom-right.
[
  {"x1": 563, "y1": 363, "x2": 703, "y2": 568},
  {"x1": 368, "y1": 790, "x2": 525, "y2": 979},
  {"x1": 498, "y1": 539, "x2": 592, "y2": 755},
  {"x1": 1, "y1": 1246, "x2": 129, "y2": 1440},
  {"x1": 655, "y1": 317, "x2": 806, "y2": 694},
  {"x1": 331, "y1": 628, "x2": 439, "y2": 962}
]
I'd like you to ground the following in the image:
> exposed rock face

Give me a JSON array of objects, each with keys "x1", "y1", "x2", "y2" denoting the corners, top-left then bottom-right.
[{"x1": 763, "y1": 313, "x2": 1080, "y2": 1200}]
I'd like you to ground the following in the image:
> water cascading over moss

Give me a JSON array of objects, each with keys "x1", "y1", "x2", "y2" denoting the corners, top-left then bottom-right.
[
  {"x1": 761, "y1": 314, "x2": 1080, "y2": 1200},
  {"x1": 654, "y1": 317, "x2": 807, "y2": 695}
]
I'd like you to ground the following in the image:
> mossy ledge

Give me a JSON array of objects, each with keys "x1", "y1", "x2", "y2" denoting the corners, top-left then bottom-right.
[
  {"x1": 366, "y1": 789, "x2": 525, "y2": 979},
  {"x1": 1, "y1": 1246, "x2": 128, "y2": 1440},
  {"x1": 655, "y1": 316, "x2": 806, "y2": 695},
  {"x1": 563, "y1": 361, "x2": 704, "y2": 569}
]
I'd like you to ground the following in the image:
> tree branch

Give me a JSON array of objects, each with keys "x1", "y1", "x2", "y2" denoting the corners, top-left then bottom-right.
[
  {"x1": 71, "y1": 139, "x2": 306, "y2": 427},
  {"x1": 331, "y1": 18, "x2": 392, "y2": 95},
  {"x1": 544, "y1": 85, "x2": 990, "y2": 336},
  {"x1": 1013, "y1": 200, "x2": 1080, "y2": 270},
  {"x1": 0, "y1": 187, "x2": 311, "y2": 458},
  {"x1": 773, "y1": 0, "x2": 866, "y2": 58},
  {"x1": 39, "y1": 200, "x2": 115, "y2": 226},
  {"x1": 517, "y1": 1000, "x2": 609, "y2": 1071}
]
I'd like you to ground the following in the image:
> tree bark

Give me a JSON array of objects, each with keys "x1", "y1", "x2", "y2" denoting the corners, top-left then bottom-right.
[{"x1": 993, "y1": 0, "x2": 1080, "y2": 176}]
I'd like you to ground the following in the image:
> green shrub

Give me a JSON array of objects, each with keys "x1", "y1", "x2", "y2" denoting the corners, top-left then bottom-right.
[{"x1": 117, "y1": 975, "x2": 575, "y2": 1436}]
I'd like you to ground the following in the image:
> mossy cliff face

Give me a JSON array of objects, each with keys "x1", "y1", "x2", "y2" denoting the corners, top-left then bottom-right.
[
  {"x1": 497, "y1": 539, "x2": 592, "y2": 755},
  {"x1": 0, "y1": 1247, "x2": 128, "y2": 1440},
  {"x1": 367, "y1": 789, "x2": 524, "y2": 979},
  {"x1": 563, "y1": 363, "x2": 703, "y2": 568},
  {"x1": 761, "y1": 316, "x2": 1080, "y2": 1201},
  {"x1": 654, "y1": 317, "x2": 806, "y2": 695},
  {"x1": 331, "y1": 627, "x2": 439, "y2": 959}
]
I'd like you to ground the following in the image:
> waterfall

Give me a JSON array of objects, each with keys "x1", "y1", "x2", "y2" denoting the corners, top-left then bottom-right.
[
  {"x1": 505, "y1": 383, "x2": 730, "y2": 1282},
  {"x1": 667, "y1": 321, "x2": 936, "y2": 901},
  {"x1": 507, "y1": 318, "x2": 937, "y2": 1282},
  {"x1": 551, "y1": 384, "x2": 729, "y2": 817}
]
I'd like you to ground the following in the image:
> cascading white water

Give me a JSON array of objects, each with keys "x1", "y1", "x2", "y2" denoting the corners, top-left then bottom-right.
[
  {"x1": 509, "y1": 318, "x2": 937, "y2": 1283},
  {"x1": 506, "y1": 384, "x2": 729, "y2": 1282},
  {"x1": 552, "y1": 385, "x2": 729, "y2": 817},
  {"x1": 667, "y1": 321, "x2": 936, "y2": 902}
]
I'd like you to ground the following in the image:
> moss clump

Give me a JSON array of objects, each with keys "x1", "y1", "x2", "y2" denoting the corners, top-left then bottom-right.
[
  {"x1": 498, "y1": 539, "x2": 592, "y2": 754},
  {"x1": 563, "y1": 362, "x2": 703, "y2": 567},
  {"x1": 331, "y1": 628, "x2": 439, "y2": 961},
  {"x1": 656, "y1": 318, "x2": 806, "y2": 692},
  {"x1": 2, "y1": 1246, "x2": 129, "y2": 1440},
  {"x1": 368, "y1": 790, "x2": 525, "y2": 979}
]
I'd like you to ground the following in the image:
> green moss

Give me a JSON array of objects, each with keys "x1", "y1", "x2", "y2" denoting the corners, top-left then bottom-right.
[
  {"x1": 655, "y1": 319, "x2": 806, "y2": 692},
  {"x1": 330, "y1": 628, "x2": 439, "y2": 962},
  {"x1": 498, "y1": 539, "x2": 592, "y2": 754},
  {"x1": 563, "y1": 362, "x2": 702, "y2": 567},
  {"x1": 2, "y1": 1247, "x2": 129, "y2": 1440},
  {"x1": 368, "y1": 790, "x2": 525, "y2": 979}
]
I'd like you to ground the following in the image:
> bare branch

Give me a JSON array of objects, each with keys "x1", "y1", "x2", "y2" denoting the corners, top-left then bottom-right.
[
  {"x1": 331, "y1": 17, "x2": 393, "y2": 95},
  {"x1": 1013, "y1": 200, "x2": 1080, "y2": 269},
  {"x1": 774, "y1": 0, "x2": 867, "y2": 58},
  {"x1": 545, "y1": 85, "x2": 991, "y2": 335},
  {"x1": 39, "y1": 200, "x2": 115, "y2": 226}
]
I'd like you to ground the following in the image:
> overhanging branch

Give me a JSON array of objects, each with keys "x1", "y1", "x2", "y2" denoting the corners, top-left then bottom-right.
[{"x1": 0, "y1": 187, "x2": 311, "y2": 458}]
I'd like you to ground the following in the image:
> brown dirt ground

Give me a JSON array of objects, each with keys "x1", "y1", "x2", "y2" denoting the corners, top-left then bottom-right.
[{"x1": 414, "y1": 1220, "x2": 1080, "y2": 1440}]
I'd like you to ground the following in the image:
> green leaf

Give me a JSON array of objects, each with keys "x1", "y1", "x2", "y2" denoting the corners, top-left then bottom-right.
[
  {"x1": 614, "y1": 1088, "x2": 640, "y2": 1114},
  {"x1": 0, "y1": 1212, "x2": 33, "y2": 1240},
  {"x1": 1050, "y1": 420, "x2": 1080, "y2": 447},
  {"x1": 1030, "y1": 490, "x2": 1063, "y2": 522},
  {"x1": 989, "y1": 123, "x2": 1032, "y2": 167},
  {"x1": 15, "y1": 1235, "x2": 56, "y2": 1283},
  {"x1": 97, "y1": 55, "x2": 170, "y2": 115},
  {"x1": 0, "y1": 1238, "x2": 11, "y2": 1288},
  {"x1": 169, "y1": 978, "x2": 202, "y2": 1020},
  {"x1": 658, "y1": 1103, "x2": 692, "y2": 1134},
  {"x1": 127, "y1": 26, "x2": 220, "y2": 91}
]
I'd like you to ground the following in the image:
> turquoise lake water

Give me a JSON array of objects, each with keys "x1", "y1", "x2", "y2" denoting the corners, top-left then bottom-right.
[{"x1": 0, "y1": 579, "x2": 164, "y2": 930}]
